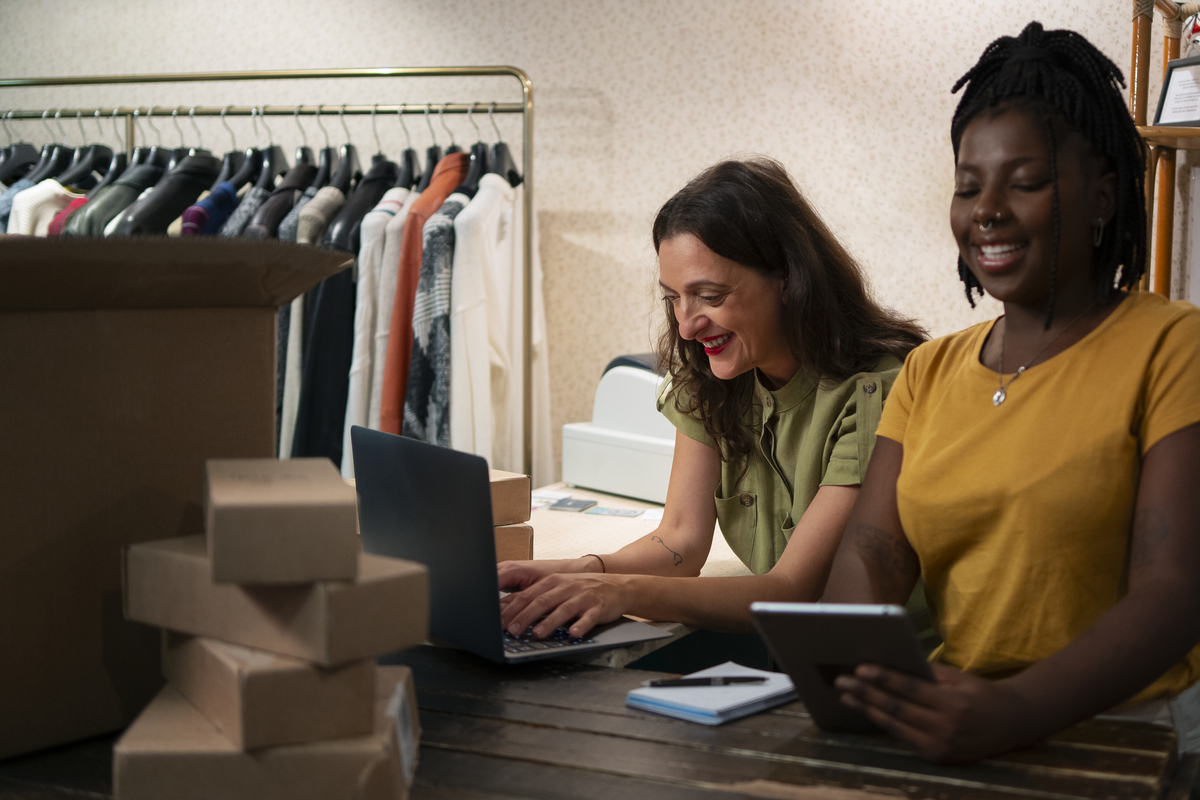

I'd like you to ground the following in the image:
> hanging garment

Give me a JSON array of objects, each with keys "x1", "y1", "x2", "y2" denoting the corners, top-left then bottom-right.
[
  {"x1": 403, "y1": 193, "x2": 468, "y2": 446},
  {"x1": 291, "y1": 162, "x2": 397, "y2": 468},
  {"x1": 295, "y1": 186, "x2": 345, "y2": 245},
  {"x1": 449, "y1": 173, "x2": 509, "y2": 463},
  {"x1": 277, "y1": 184, "x2": 318, "y2": 242},
  {"x1": 243, "y1": 162, "x2": 317, "y2": 239},
  {"x1": 341, "y1": 186, "x2": 410, "y2": 478},
  {"x1": 7, "y1": 179, "x2": 86, "y2": 235},
  {"x1": 278, "y1": 186, "x2": 347, "y2": 458},
  {"x1": 110, "y1": 154, "x2": 219, "y2": 236},
  {"x1": 67, "y1": 163, "x2": 163, "y2": 236},
  {"x1": 219, "y1": 185, "x2": 269, "y2": 237},
  {"x1": 368, "y1": 190, "x2": 421, "y2": 430},
  {"x1": 0, "y1": 178, "x2": 35, "y2": 228},
  {"x1": 167, "y1": 190, "x2": 208, "y2": 235},
  {"x1": 378, "y1": 152, "x2": 467, "y2": 435},
  {"x1": 47, "y1": 197, "x2": 88, "y2": 236},
  {"x1": 180, "y1": 181, "x2": 239, "y2": 236}
]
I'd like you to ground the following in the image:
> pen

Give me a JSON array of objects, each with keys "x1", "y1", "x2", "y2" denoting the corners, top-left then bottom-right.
[{"x1": 644, "y1": 676, "x2": 768, "y2": 687}]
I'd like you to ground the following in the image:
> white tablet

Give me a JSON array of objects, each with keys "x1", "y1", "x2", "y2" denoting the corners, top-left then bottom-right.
[{"x1": 750, "y1": 602, "x2": 934, "y2": 734}]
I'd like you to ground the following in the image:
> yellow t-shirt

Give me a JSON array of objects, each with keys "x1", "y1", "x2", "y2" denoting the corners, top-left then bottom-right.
[{"x1": 876, "y1": 292, "x2": 1200, "y2": 703}]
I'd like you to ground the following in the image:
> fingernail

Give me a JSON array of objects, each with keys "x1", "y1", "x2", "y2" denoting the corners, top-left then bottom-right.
[
  {"x1": 841, "y1": 693, "x2": 862, "y2": 709},
  {"x1": 858, "y1": 665, "x2": 881, "y2": 680},
  {"x1": 834, "y1": 676, "x2": 857, "y2": 690},
  {"x1": 508, "y1": 625, "x2": 520, "y2": 635}
]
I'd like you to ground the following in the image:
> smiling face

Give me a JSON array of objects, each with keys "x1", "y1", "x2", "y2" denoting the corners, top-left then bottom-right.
[
  {"x1": 658, "y1": 233, "x2": 798, "y2": 388},
  {"x1": 950, "y1": 105, "x2": 1115, "y2": 310}
]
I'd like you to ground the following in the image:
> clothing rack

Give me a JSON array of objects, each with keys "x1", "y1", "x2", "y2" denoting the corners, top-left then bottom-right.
[{"x1": 0, "y1": 67, "x2": 537, "y2": 475}]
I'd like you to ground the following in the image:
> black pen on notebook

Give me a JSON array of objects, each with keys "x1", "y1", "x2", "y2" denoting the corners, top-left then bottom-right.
[{"x1": 644, "y1": 676, "x2": 768, "y2": 687}]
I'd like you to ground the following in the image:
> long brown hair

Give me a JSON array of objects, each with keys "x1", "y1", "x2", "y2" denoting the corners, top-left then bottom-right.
[{"x1": 654, "y1": 157, "x2": 926, "y2": 466}]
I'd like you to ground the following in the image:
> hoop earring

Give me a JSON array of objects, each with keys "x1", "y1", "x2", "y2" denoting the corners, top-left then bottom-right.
[{"x1": 1094, "y1": 218, "x2": 1105, "y2": 247}]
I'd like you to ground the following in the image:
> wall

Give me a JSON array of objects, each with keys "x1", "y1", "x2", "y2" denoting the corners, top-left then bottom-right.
[{"x1": 0, "y1": 1, "x2": 1162, "y2": 481}]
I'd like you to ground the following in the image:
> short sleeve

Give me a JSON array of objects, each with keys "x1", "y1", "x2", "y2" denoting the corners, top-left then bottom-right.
[
  {"x1": 875, "y1": 348, "x2": 920, "y2": 446},
  {"x1": 1141, "y1": 306, "x2": 1200, "y2": 453},
  {"x1": 821, "y1": 360, "x2": 903, "y2": 487},
  {"x1": 656, "y1": 379, "x2": 715, "y2": 447}
]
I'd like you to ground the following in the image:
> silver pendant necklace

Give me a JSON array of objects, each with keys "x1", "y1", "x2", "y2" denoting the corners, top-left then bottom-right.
[{"x1": 993, "y1": 300, "x2": 1098, "y2": 406}]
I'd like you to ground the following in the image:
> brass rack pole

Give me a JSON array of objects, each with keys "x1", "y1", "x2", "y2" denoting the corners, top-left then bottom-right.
[
  {"x1": 0, "y1": 66, "x2": 537, "y2": 477},
  {"x1": 2, "y1": 103, "x2": 524, "y2": 119}
]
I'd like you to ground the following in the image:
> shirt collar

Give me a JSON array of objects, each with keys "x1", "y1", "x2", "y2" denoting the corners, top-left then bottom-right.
[{"x1": 754, "y1": 367, "x2": 815, "y2": 412}]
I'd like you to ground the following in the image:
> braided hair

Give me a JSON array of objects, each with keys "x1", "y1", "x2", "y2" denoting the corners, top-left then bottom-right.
[{"x1": 950, "y1": 21, "x2": 1147, "y2": 326}]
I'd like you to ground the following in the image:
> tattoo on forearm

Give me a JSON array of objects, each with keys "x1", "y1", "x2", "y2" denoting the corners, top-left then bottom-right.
[
  {"x1": 651, "y1": 536, "x2": 684, "y2": 567},
  {"x1": 852, "y1": 523, "x2": 919, "y2": 600},
  {"x1": 1130, "y1": 507, "x2": 1170, "y2": 570}
]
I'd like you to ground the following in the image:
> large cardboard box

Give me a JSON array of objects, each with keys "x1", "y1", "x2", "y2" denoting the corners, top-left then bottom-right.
[
  {"x1": 162, "y1": 633, "x2": 376, "y2": 750},
  {"x1": 114, "y1": 665, "x2": 420, "y2": 800},
  {"x1": 206, "y1": 458, "x2": 358, "y2": 584},
  {"x1": 494, "y1": 523, "x2": 534, "y2": 563},
  {"x1": 125, "y1": 536, "x2": 428, "y2": 665},
  {"x1": 0, "y1": 238, "x2": 352, "y2": 759},
  {"x1": 489, "y1": 469, "x2": 531, "y2": 526}
]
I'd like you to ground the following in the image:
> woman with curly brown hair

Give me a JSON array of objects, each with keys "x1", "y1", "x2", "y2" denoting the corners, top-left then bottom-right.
[{"x1": 499, "y1": 156, "x2": 925, "y2": 639}]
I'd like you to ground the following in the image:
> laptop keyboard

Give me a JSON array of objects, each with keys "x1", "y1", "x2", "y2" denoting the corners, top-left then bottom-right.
[{"x1": 503, "y1": 625, "x2": 596, "y2": 653}]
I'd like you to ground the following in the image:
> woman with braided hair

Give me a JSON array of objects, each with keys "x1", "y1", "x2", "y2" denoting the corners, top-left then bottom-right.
[{"x1": 825, "y1": 22, "x2": 1200, "y2": 761}]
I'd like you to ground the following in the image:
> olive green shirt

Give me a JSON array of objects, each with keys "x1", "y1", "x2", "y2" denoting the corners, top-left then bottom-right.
[{"x1": 658, "y1": 355, "x2": 902, "y2": 575}]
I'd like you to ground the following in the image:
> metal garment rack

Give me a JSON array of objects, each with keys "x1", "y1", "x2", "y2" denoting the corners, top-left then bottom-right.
[{"x1": 0, "y1": 67, "x2": 536, "y2": 475}]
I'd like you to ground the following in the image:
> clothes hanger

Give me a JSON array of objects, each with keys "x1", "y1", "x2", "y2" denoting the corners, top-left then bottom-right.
[
  {"x1": 392, "y1": 102, "x2": 419, "y2": 190},
  {"x1": 486, "y1": 102, "x2": 521, "y2": 187},
  {"x1": 416, "y1": 105, "x2": 442, "y2": 192},
  {"x1": 172, "y1": 106, "x2": 211, "y2": 162},
  {"x1": 210, "y1": 106, "x2": 246, "y2": 189},
  {"x1": 253, "y1": 106, "x2": 290, "y2": 190},
  {"x1": 458, "y1": 104, "x2": 490, "y2": 195},
  {"x1": 328, "y1": 104, "x2": 361, "y2": 194},
  {"x1": 56, "y1": 110, "x2": 114, "y2": 190},
  {"x1": 439, "y1": 105, "x2": 462, "y2": 155},
  {"x1": 24, "y1": 109, "x2": 74, "y2": 184},
  {"x1": 126, "y1": 109, "x2": 152, "y2": 166},
  {"x1": 368, "y1": 104, "x2": 389, "y2": 166},
  {"x1": 293, "y1": 107, "x2": 314, "y2": 165},
  {"x1": 86, "y1": 110, "x2": 128, "y2": 197},
  {"x1": 140, "y1": 107, "x2": 174, "y2": 169},
  {"x1": 225, "y1": 107, "x2": 263, "y2": 192},
  {"x1": 310, "y1": 105, "x2": 337, "y2": 190},
  {"x1": 0, "y1": 110, "x2": 39, "y2": 183}
]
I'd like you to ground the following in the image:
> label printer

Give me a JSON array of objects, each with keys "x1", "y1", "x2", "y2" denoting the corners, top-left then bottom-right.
[{"x1": 561, "y1": 354, "x2": 676, "y2": 504}]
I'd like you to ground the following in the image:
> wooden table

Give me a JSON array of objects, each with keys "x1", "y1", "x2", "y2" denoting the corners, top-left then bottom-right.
[{"x1": 5, "y1": 645, "x2": 1197, "y2": 800}]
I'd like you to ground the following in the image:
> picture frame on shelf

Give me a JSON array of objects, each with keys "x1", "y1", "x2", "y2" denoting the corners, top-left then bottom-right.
[{"x1": 1154, "y1": 55, "x2": 1200, "y2": 127}]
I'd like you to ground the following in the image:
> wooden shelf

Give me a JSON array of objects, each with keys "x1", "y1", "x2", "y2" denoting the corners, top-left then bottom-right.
[{"x1": 1138, "y1": 125, "x2": 1200, "y2": 149}]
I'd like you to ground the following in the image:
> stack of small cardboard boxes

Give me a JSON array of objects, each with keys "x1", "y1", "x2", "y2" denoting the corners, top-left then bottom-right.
[
  {"x1": 490, "y1": 469, "x2": 534, "y2": 560},
  {"x1": 115, "y1": 458, "x2": 430, "y2": 800}
]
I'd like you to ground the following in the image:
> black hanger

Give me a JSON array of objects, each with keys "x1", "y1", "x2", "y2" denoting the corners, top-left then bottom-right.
[
  {"x1": 459, "y1": 141, "x2": 489, "y2": 196},
  {"x1": 253, "y1": 107, "x2": 290, "y2": 190},
  {"x1": 437, "y1": 106, "x2": 462, "y2": 154},
  {"x1": 86, "y1": 151, "x2": 127, "y2": 198},
  {"x1": 210, "y1": 149, "x2": 244, "y2": 189},
  {"x1": 56, "y1": 143, "x2": 114, "y2": 190},
  {"x1": 416, "y1": 144, "x2": 441, "y2": 192},
  {"x1": 390, "y1": 105, "x2": 418, "y2": 190},
  {"x1": 25, "y1": 142, "x2": 74, "y2": 184},
  {"x1": 484, "y1": 104, "x2": 521, "y2": 187},
  {"x1": 0, "y1": 112, "x2": 40, "y2": 183},
  {"x1": 312, "y1": 146, "x2": 336, "y2": 189},
  {"x1": 227, "y1": 146, "x2": 262, "y2": 191},
  {"x1": 292, "y1": 108, "x2": 315, "y2": 166},
  {"x1": 328, "y1": 106, "x2": 362, "y2": 195}
]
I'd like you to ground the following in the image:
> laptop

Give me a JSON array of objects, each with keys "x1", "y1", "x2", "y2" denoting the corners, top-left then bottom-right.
[{"x1": 351, "y1": 426, "x2": 673, "y2": 664}]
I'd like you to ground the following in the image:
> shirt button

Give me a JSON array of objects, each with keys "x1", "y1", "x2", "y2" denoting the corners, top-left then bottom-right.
[
  {"x1": 863, "y1": 382, "x2": 877, "y2": 394},
  {"x1": 739, "y1": 493, "x2": 754, "y2": 507},
  {"x1": 765, "y1": 397, "x2": 773, "y2": 407}
]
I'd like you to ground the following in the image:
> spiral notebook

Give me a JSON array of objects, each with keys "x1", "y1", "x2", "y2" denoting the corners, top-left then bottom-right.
[{"x1": 625, "y1": 661, "x2": 796, "y2": 725}]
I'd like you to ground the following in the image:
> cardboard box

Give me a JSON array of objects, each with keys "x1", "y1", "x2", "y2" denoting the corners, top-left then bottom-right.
[
  {"x1": 0, "y1": 238, "x2": 352, "y2": 759},
  {"x1": 494, "y1": 523, "x2": 534, "y2": 562},
  {"x1": 114, "y1": 665, "x2": 420, "y2": 800},
  {"x1": 489, "y1": 469, "x2": 531, "y2": 526},
  {"x1": 163, "y1": 633, "x2": 376, "y2": 749},
  {"x1": 206, "y1": 458, "x2": 358, "y2": 584},
  {"x1": 125, "y1": 535, "x2": 428, "y2": 666}
]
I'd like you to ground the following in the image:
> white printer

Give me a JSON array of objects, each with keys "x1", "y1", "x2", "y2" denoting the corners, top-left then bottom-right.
[{"x1": 561, "y1": 354, "x2": 676, "y2": 503}]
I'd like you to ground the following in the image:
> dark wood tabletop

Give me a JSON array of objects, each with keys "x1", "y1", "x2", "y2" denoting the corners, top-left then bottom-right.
[{"x1": 2, "y1": 645, "x2": 1197, "y2": 800}]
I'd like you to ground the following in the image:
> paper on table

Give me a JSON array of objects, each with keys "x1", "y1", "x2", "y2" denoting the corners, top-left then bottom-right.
[{"x1": 641, "y1": 508, "x2": 664, "y2": 522}]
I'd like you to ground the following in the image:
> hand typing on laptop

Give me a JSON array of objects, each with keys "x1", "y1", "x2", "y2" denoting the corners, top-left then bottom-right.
[{"x1": 500, "y1": 572, "x2": 635, "y2": 639}]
